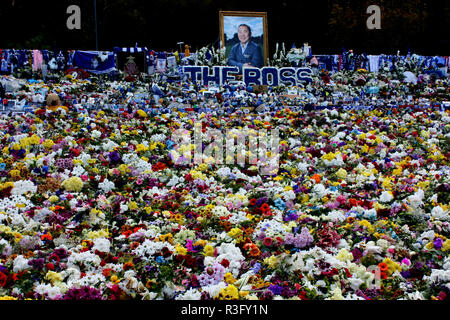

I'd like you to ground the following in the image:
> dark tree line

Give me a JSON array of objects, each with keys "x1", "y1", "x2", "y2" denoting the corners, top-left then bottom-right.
[{"x1": 0, "y1": 0, "x2": 448, "y2": 55}]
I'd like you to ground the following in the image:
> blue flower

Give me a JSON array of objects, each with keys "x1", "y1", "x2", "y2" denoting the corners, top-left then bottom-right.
[
  {"x1": 274, "y1": 198, "x2": 286, "y2": 210},
  {"x1": 268, "y1": 284, "x2": 283, "y2": 296},
  {"x1": 251, "y1": 263, "x2": 261, "y2": 274},
  {"x1": 156, "y1": 256, "x2": 166, "y2": 264},
  {"x1": 166, "y1": 140, "x2": 175, "y2": 150}
]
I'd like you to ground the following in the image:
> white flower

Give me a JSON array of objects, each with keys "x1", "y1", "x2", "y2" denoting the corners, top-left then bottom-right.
[
  {"x1": 431, "y1": 206, "x2": 449, "y2": 221},
  {"x1": 11, "y1": 180, "x2": 37, "y2": 195},
  {"x1": 98, "y1": 178, "x2": 115, "y2": 193},
  {"x1": 379, "y1": 191, "x2": 393, "y2": 203},
  {"x1": 406, "y1": 291, "x2": 425, "y2": 300},
  {"x1": 67, "y1": 251, "x2": 102, "y2": 269},
  {"x1": 328, "y1": 210, "x2": 346, "y2": 222},
  {"x1": 212, "y1": 205, "x2": 230, "y2": 218},
  {"x1": 175, "y1": 288, "x2": 202, "y2": 300},
  {"x1": 407, "y1": 189, "x2": 424, "y2": 207},
  {"x1": 201, "y1": 282, "x2": 227, "y2": 299},
  {"x1": 376, "y1": 239, "x2": 390, "y2": 249},
  {"x1": 35, "y1": 283, "x2": 62, "y2": 299},
  {"x1": 71, "y1": 165, "x2": 86, "y2": 176},
  {"x1": 92, "y1": 237, "x2": 111, "y2": 253},
  {"x1": 312, "y1": 183, "x2": 327, "y2": 198},
  {"x1": 13, "y1": 255, "x2": 30, "y2": 273},
  {"x1": 132, "y1": 239, "x2": 175, "y2": 261},
  {"x1": 91, "y1": 130, "x2": 101, "y2": 138}
]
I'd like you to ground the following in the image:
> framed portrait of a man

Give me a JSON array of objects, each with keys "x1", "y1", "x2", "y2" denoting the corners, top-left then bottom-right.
[{"x1": 219, "y1": 11, "x2": 268, "y2": 71}]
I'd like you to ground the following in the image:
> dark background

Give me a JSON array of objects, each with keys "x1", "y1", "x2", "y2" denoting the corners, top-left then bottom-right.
[{"x1": 1, "y1": 0, "x2": 449, "y2": 55}]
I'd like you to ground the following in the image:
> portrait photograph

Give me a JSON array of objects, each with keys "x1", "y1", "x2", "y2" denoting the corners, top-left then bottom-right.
[{"x1": 219, "y1": 11, "x2": 268, "y2": 70}]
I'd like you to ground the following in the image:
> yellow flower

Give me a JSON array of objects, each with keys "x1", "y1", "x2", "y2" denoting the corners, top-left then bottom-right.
[
  {"x1": 48, "y1": 195, "x2": 59, "y2": 203},
  {"x1": 128, "y1": 201, "x2": 138, "y2": 210},
  {"x1": 442, "y1": 239, "x2": 450, "y2": 252},
  {"x1": 382, "y1": 177, "x2": 392, "y2": 190},
  {"x1": 321, "y1": 152, "x2": 335, "y2": 161},
  {"x1": 197, "y1": 163, "x2": 208, "y2": 172},
  {"x1": 110, "y1": 275, "x2": 121, "y2": 284},
  {"x1": 175, "y1": 244, "x2": 188, "y2": 256},
  {"x1": 336, "y1": 248, "x2": 353, "y2": 262},
  {"x1": 0, "y1": 296, "x2": 18, "y2": 300},
  {"x1": 62, "y1": 176, "x2": 83, "y2": 192},
  {"x1": 45, "y1": 271, "x2": 63, "y2": 284},
  {"x1": 136, "y1": 144, "x2": 149, "y2": 153},
  {"x1": 224, "y1": 272, "x2": 236, "y2": 284},
  {"x1": 137, "y1": 109, "x2": 148, "y2": 118},
  {"x1": 359, "y1": 220, "x2": 375, "y2": 233},
  {"x1": 392, "y1": 167, "x2": 403, "y2": 176},
  {"x1": 9, "y1": 170, "x2": 21, "y2": 179},
  {"x1": 301, "y1": 194, "x2": 309, "y2": 204},
  {"x1": 383, "y1": 257, "x2": 401, "y2": 275},
  {"x1": 228, "y1": 228, "x2": 243, "y2": 238},
  {"x1": 43, "y1": 139, "x2": 55, "y2": 149},
  {"x1": 87, "y1": 229, "x2": 109, "y2": 239},
  {"x1": 203, "y1": 245, "x2": 214, "y2": 256},
  {"x1": 217, "y1": 285, "x2": 239, "y2": 300},
  {"x1": 13, "y1": 232, "x2": 23, "y2": 243},
  {"x1": 361, "y1": 145, "x2": 369, "y2": 153},
  {"x1": 425, "y1": 242, "x2": 434, "y2": 250},
  {"x1": 336, "y1": 168, "x2": 347, "y2": 179},
  {"x1": 263, "y1": 255, "x2": 278, "y2": 269}
]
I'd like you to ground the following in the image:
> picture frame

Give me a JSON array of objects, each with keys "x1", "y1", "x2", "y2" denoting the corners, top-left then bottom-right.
[{"x1": 219, "y1": 11, "x2": 268, "y2": 68}]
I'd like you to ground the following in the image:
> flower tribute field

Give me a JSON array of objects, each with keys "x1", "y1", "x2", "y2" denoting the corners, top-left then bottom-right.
[{"x1": 0, "y1": 101, "x2": 449, "y2": 300}]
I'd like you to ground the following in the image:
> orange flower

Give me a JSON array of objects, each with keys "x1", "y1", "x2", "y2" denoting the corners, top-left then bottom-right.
[
  {"x1": 378, "y1": 262, "x2": 388, "y2": 272},
  {"x1": 41, "y1": 233, "x2": 53, "y2": 241},
  {"x1": 311, "y1": 174, "x2": 321, "y2": 183},
  {"x1": 244, "y1": 227, "x2": 254, "y2": 236},
  {"x1": 123, "y1": 262, "x2": 134, "y2": 271}
]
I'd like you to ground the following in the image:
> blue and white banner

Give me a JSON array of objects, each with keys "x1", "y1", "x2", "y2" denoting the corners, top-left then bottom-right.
[{"x1": 72, "y1": 51, "x2": 116, "y2": 74}]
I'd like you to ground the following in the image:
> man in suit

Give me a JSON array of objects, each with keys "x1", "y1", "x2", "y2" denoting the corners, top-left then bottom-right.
[{"x1": 228, "y1": 24, "x2": 263, "y2": 71}]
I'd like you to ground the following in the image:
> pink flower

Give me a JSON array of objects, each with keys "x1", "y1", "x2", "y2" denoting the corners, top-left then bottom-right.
[
  {"x1": 80, "y1": 175, "x2": 89, "y2": 181},
  {"x1": 136, "y1": 178, "x2": 143, "y2": 185},
  {"x1": 336, "y1": 195, "x2": 347, "y2": 205},
  {"x1": 401, "y1": 258, "x2": 411, "y2": 266}
]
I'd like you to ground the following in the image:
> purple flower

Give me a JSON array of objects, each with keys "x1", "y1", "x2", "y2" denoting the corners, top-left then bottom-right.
[
  {"x1": 284, "y1": 233, "x2": 295, "y2": 245},
  {"x1": 251, "y1": 262, "x2": 261, "y2": 274},
  {"x1": 268, "y1": 284, "x2": 283, "y2": 296},
  {"x1": 63, "y1": 286, "x2": 104, "y2": 300},
  {"x1": 262, "y1": 290, "x2": 274, "y2": 300},
  {"x1": 28, "y1": 258, "x2": 45, "y2": 270},
  {"x1": 400, "y1": 270, "x2": 411, "y2": 278},
  {"x1": 293, "y1": 227, "x2": 313, "y2": 249},
  {"x1": 109, "y1": 151, "x2": 121, "y2": 163},
  {"x1": 434, "y1": 238, "x2": 443, "y2": 250}
]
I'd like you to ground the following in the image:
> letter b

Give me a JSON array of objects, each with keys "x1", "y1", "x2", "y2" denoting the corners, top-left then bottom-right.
[{"x1": 67, "y1": 5, "x2": 81, "y2": 30}]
